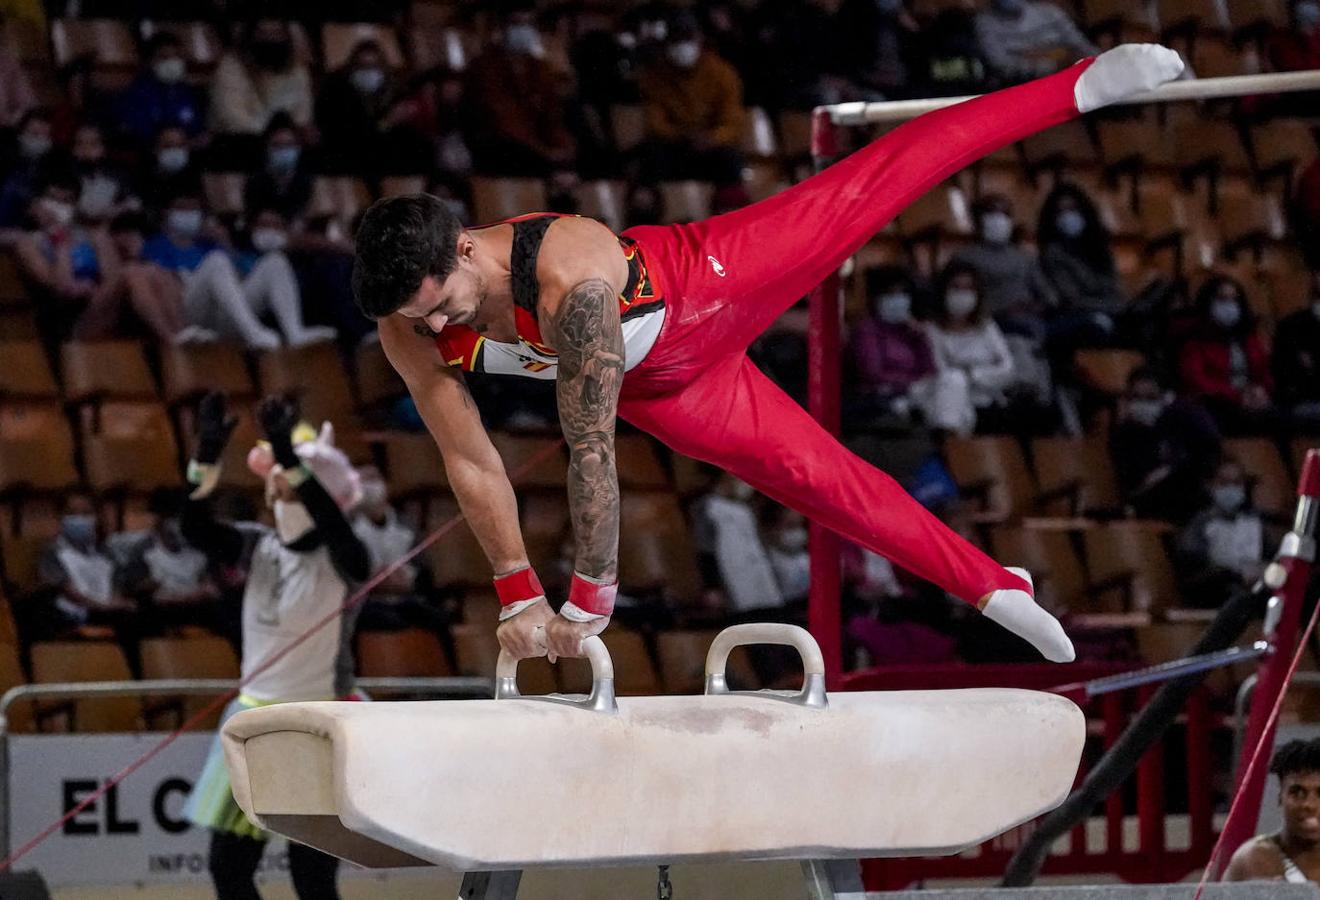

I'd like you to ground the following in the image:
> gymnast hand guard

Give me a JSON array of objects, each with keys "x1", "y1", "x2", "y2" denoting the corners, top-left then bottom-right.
[{"x1": 495, "y1": 567, "x2": 548, "y2": 621}]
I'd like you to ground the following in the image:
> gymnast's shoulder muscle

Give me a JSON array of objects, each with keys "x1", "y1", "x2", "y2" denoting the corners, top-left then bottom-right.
[
  {"x1": 1222, "y1": 835, "x2": 1286, "y2": 881},
  {"x1": 534, "y1": 215, "x2": 629, "y2": 325}
]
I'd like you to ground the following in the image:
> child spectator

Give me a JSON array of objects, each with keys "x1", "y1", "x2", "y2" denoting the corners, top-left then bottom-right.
[{"x1": 209, "y1": 18, "x2": 313, "y2": 162}]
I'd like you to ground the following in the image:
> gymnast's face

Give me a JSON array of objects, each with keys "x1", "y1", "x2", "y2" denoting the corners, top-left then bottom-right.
[
  {"x1": 399, "y1": 235, "x2": 489, "y2": 333},
  {"x1": 1280, "y1": 772, "x2": 1320, "y2": 843}
]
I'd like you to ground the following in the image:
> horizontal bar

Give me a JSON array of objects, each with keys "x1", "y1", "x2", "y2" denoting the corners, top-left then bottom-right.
[
  {"x1": 1082, "y1": 643, "x2": 1269, "y2": 698},
  {"x1": 823, "y1": 68, "x2": 1320, "y2": 125}
]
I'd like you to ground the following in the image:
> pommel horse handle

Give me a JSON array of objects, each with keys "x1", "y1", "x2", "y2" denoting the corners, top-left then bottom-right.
[
  {"x1": 494, "y1": 635, "x2": 617, "y2": 714},
  {"x1": 705, "y1": 624, "x2": 829, "y2": 710}
]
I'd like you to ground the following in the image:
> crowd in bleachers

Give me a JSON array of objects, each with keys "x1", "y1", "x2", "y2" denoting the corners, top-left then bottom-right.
[{"x1": 0, "y1": 0, "x2": 1319, "y2": 727}]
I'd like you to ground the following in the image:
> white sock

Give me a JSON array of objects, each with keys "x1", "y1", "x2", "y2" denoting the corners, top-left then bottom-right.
[
  {"x1": 1074, "y1": 44, "x2": 1186, "y2": 114},
  {"x1": 981, "y1": 567, "x2": 1076, "y2": 663}
]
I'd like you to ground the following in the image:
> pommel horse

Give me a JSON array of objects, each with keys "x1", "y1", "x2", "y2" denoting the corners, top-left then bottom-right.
[{"x1": 221, "y1": 624, "x2": 1085, "y2": 899}]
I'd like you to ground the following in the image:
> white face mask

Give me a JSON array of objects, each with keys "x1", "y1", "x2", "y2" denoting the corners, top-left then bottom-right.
[
  {"x1": 153, "y1": 57, "x2": 186, "y2": 83},
  {"x1": 350, "y1": 67, "x2": 386, "y2": 94},
  {"x1": 1125, "y1": 398, "x2": 1165, "y2": 427},
  {"x1": 1056, "y1": 209, "x2": 1087, "y2": 238},
  {"x1": 668, "y1": 40, "x2": 701, "y2": 68},
  {"x1": 981, "y1": 211, "x2": 1014, "y2": 245},
  {"x1": 78, "y1": 176, "x2": 117, "y2": 218},
  {"x1": 251, "y1": 226, "x2": 288, "y2": 253},
  {"x1": 19, "y1": 133, "x2": 51, "y2": 160},
  {"x1": 945, "y1": 288, "x2": 978, "y2": 320},
  {"x1": 877, "y1": 291, "x2": 912, "y2": 324},
  {"x1": 1212, "y1": 484, "x2": 1246, "y2": 514},
  {"x1": 157, "y1": 146, "x2": 189, "y2": 173},
  {"x1": 504, "y1": 24, "x2": 545, "y2": 58},
  {"x1": 1211, "y1": 298, "x2": 1242, "y2": 330},
  {"x1": 274, "y1": 499, "x2": 315, "y2": 544},
  {"x1": 42, "y1": 198, "x2": 74, "y2": 228},
  {"x1": 167, "y1": 208, "x2": 203, "y2": 238}
]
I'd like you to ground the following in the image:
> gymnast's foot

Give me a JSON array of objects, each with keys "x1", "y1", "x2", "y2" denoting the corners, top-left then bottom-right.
[
  {"x1": 979, "y1": 568, "x2": 1076, "y2": 663},
  {"x1": 1074, "y1": 44, "x2": 1186, "y2": 114}
]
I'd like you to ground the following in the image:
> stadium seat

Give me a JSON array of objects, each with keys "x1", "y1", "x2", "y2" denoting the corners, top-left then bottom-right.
[
  {"x1": 1250, "y1": 120, "x2": 1318, "y2": 180},
  {"x1": 307, "y1": 176, "x2": 372, "y2": 223},
  {"x1": 491, "y1": 433, "x2": 568, "y2": 490},
  {"x1": 379, "y1": 432, "x2": 448, "y2": 498},
  {"x1": 655, "y1": 630, "x2": 759, "y2": 694},
  {"x1": 610, "y1": 104, "x2": 647, "y2": 153},
  {"x1": 574, "y1": 180, "x2": 628, "y2": 233},
  {"x1": 615, "y1": 434, "x2": 669, "y2": 489},
  {"x1": 659, "y1": 181, "x2": 715, "y2": 224},
  {"x1": 0, "y1": 531, "x2": 45, "y2": 595},
  {"x1": 990, "y1": 525, "x2": 1089, "y2": 608},
  {"x1": 460, "y1": 590, "x2": 501, "y2": 628},
  {"x1": 898, "y1": 184, "x2": 974, "y2": 240},
  {"x1": 1083, "y1": 521, "x2": 1180, "y2": 615},
  {"x1": 201, "y1": 172, "x2": 248, "y2": 217},
  {"x1": 61, "y1": 341, "x2": 157, "y2": 403},
  {"x1": 472, "y1": 177, "x2": 548, "y2": 224},
  {"x1": 0, "y1": 587, "x2": 18, "y2": 647},
  {"x1": 1, "y1": 16, "x2": 50, "y2": 65},
  {"x1": 321, "y1": 22, "x2": 406, "y2": 72},
  {"x1": 451, "y1": 622, "x2": 557, "y2": 693},
  {"x1": 141, "y1": 20, "x2": 222, "y2": 71},
  {"x1": 1217, "y1": 189, "x2": 1288, "y2": 252},
  {"x1": 139, "y1": 636, "x2": 239, "y2": 729},
  {"x1": 1073, "y1": 348, "x2": 1147, "y2": 397},
  {"x1": 0, "y1": 251, "x2": 29, "y2": 307},
  {"x1": 0, "y1": 308, "x2": 37, "y2": 341},
  {"x1": 409, "y1": 24, "x2": 473, "y2": 72},
  {"x1": 1096, "y1": 118, "x2": 1176, "y2": 170},
  {"x1": 618, "y1": 492, "x2": 701, "y2": 599},
  {"x1": 1083, "y1": 0, "x2": 1159, "y2": 31},
  {"x1": 256, "y1": 342, "x2": 356, "y2": 426},
  {"x1": 161, "y1": 342, "x2": 253, "y2": 405},
  {"x1": 426, "y1": 498, "x2": 490, "y2": 589},
  {"x1": 380, "y1": 175, "x2": 427, "y2": 197},
  {"x1": 557, "y1": 628, "x2": 659, "y2": 696},
  {"x1": 50, "y1": 19, "x2": 137, "y2": 88},
  {"x1": 356, "y1": 628, "x2": 452, "y2": 678},
  {"x1": 1021, "y1": 121, "x2": 1100, "y2": 172},
  {"x1": 81, "y1": 402, "x2": 181, "y2": 493},
  {"x1": 1228, "y1": 0, "x2": 1287, "y2": 32},
  {"x1": 1223, "y1": 437, "x2": 1294, "y2": 517},
  {"x1": 0, "y1": 341, "x2": 58, "y2": 399},
  {"x1": 1157, "y1": 0, "x2": 1229, "y2": 33},
  {"x1": 1190, "y1": 35, "x2": 1249, "y2": 77},
  {"x1": 31, "y1": 641, "x2": 141, "y2": 733},
  {"x1": 777, "y1": 110, "x2": 814, "y2": 162},
  {"x1": 943, "y1": 436, "x2": 1037, "y2": 522},
  {"x1": 0, "y1": 403, "x2": 79, "y2": 495},
  {"x1": 1030, "y1": 436, "x2": 1122, "y2": 517},
  {"x1": 1174, "y1": 120, "x2": 1252, "y2": 175}
]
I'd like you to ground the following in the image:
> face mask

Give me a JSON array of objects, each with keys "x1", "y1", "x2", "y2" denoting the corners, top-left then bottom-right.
[
  {"x1": 251, "y1": 227, "x2": 288, "y2": 253},
  {"x1": 79, "y1": 176, "x2": 117, "y2": 218},
  {"x1": 1297, "y1": 1, "x2": 1320, "y2": 31},
  {"x1": 61, "y1": 514, "x2": 96, "y2": 547},
  {"x1": 945, "y1": 288, "x2": 978, "y2": 319},
  {"x1": 19, "y1": 133, "x2": 50, "y2": 160},
  {"x1": 267, "y1": 145, "x2": 300, "y2": 174},
  {"x1": 157, "y1": 146, "x2": 189, "y2": 173},
  {"x1": 42, "y1": 198, "x2": 74, "y2": 228},
  {"x1": 504, "y1": 24, "x2": 545, "y2": 58},
  {"x1": 1211, "y1": 298, "x2": 1242, "y2": 330},
  {"x1": 153, "y1": 57, "x2": 186, "y2": 83},
  {"x1": 981, "y1": 212, "x2": 1014, "y2": 245},
  {"x1": 877, "y1": 291, "x2": 912, "y2": 324},
  {"x1": 730, "y1": 480, "x2": 754, "y2": 501},
  {"x1": 1212, "y1": 484, "x2": 1246, "y2": 514},
  {"x1": 274, "y1": 499, "x2": 315, "y2": 544},
  {"x1": 668, "y1": 40, "x2": 701, "y2": 68},
  {"x1": 1125, "y1": 398, "x2": 1164, "y2": 427},
  {"x1": 1056, "y1": 209, "x2": 1087, "y2": 238},
  {"x1": 167, "y1": 208, "x2": 203, "y2": 238},
  {"x1": 779, "y1": 527, "x2": 808, "y2": 551},
  {"x1": 350, "y1": 67, "x2": 385, "y2": 94}
]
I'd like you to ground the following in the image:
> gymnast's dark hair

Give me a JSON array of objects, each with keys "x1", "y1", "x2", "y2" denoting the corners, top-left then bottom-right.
[
  {"x1": 1271, "y1": 739, "x2": 1320, "y2": 781},
  {"x1": 352, "y1": 193, "x2": 463, "y2": 319}
]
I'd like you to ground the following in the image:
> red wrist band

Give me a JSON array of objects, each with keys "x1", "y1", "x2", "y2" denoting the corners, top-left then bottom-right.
[
  {"x1": 493, "y1": 567, "x2": 544, "y2": 607},
  {"x1": 569, "y1": 573, "x2": 618, "y2": 617}
]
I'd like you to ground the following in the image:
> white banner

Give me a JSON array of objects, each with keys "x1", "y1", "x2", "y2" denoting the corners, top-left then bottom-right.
[{"x1": 7, "y1": 733, "x2": 287, "y2": 887}]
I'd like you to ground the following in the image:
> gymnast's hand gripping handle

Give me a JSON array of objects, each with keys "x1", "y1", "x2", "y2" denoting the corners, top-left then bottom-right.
[
  {"x1": 495, "y1": 633, "x2": 617, "y2": 714},
  {"x1": 704, "y1": 623, "x2": 829, "y2": 709}
]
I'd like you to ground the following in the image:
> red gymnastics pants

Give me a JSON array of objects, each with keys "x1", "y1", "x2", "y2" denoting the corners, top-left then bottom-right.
[{"x1": 616, "y1": 59, "x2": 1095, "y2": 606}]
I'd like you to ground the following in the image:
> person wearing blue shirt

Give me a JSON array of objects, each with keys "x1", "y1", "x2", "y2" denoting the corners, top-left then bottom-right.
[{"x1": 113, "y1": 33, "x2": 206, "y2": 147}]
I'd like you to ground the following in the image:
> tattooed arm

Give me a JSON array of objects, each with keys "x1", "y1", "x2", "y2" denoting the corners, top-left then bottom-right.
[{"x1": 548, "y1": 278, "x2": 625, "y2": 584}]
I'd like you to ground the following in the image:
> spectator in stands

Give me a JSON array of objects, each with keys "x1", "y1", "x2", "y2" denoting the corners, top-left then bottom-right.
[
  {"x1": 1110, "y1": 366, "x2": 1221, "y2": 523},
  {"x1": 70, "y1": 123, "x2": 131, "y2": 223},
  {"x1": 838, "y1": 0, "x2": 921, "y2": 100},
  {"x1": 11, "y1": 171, "x2": 137, "y2": 339},
  {"x1": 692, "y1": 472, "x2": 786, "y2": 617},
  {"x1": 847, "y1": 265, "x2": 938, "y2": 424},
  {"x1": 317, "y1": 39, "x2": 430, "y2": 178},
  {"x1": 760, "y1": 0, "x2": 863, "y2": 109},
  {"x1": 119, "y1": 487, "x2": 226, "y2": 637},
  {"x1": 1225, "y1": 737, "x2": 1320, "y2": 883},
  {"x1": 0, "y1": 107, "x2": 55, "y2": 233},
  {"x1": 244, "y1": 113, "x2": 313, "y2": 222},
  {"x1": 0, "y1": 21, "x2": 36, "y2": 128},
  {"x1": 1177, "y1": 457, "x2": 1269, "y2": 608},
  {"x1": 110, "y1": 210, "x2": 209, "y2": 344},
  {"x1": 351, "y1": 466, "x2": 446, "y2": 635},
  {"x1": 1178, "y1": 275, "x2": 1275, "y2": 434},
  {"x1": 914, "y1": 9, "x2": 991, "y2": 98},
  {"x1": 209, "y1": 18, "x2": 313, "y2": 160},
  {"x1": 33, "y1": 489, "x2": 141, "y2": 653},
  {"x1": 952, "y1": 193, "x2": 1056, "y2": 340},
  {"x1": 974, "y1": 0, "x2": 1098, "y2": 85},
  {"x1": 636, "y1": 9, "x2": 749, "y2": 212},
  {"x1": 1273, "y1": 269, "x2": 1320, "y2": 432},
  {"x1": 1038, "y1": 182, "x2": 1126, "y2": 359},
  {"x1": 138, "y1": 125, "x2": 202, "y2": 212},
  {"x1": 924, "y1": 261, "x2": 1017, "y2": 435},
  {"x1": 465, "y1": 2, "x2": 578, "y2": 179},
  {"x1": 1269, "y1": 1, "x2": 1320, "y2": 73},
  {"x1": 764, "y1": 507, "x2": 810, "y2": 606},
  {"x1": 112, "y1": 31, "x2": 206, "y2": 147}
]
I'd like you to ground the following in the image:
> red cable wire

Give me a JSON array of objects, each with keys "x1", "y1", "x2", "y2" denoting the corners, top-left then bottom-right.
[
  {"x1": 1192, "y1": 589, "x2": 1320, "y2": 899},
  {"x1": 0, "y1": 438, "x2": 564, "y2": 873}
]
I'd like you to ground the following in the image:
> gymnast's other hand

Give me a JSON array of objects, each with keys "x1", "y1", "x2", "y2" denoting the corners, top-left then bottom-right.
[
  {"x1": 495, "y1": 596, "x2": 555, "y2": 660},
  {"x1": 544, "y1": 612, "x2": 609, "y2": 663}
]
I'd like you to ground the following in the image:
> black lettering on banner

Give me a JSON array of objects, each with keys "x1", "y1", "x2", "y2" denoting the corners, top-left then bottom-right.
[
  {"x1": 153, "y1": 778, "x2": 192, "y2": 834},
  {"x1": 105, "y1": 781, "x2": 140, "y2": 834},
  {"x1": 62, "y1": 780, "x2": 98, "y2": 835}
]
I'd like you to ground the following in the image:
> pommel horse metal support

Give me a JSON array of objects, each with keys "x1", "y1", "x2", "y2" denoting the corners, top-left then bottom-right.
[{"x1": 221, "y1": 624, "x2": 1085, "y2": 900}]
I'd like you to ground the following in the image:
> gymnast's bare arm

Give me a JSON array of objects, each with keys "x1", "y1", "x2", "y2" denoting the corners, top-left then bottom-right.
[{"x1": 379, "y1": 314, "x2": 555, "y2": 658}]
